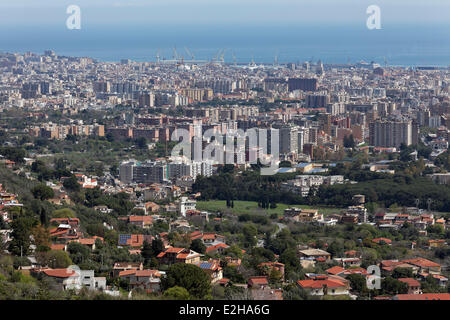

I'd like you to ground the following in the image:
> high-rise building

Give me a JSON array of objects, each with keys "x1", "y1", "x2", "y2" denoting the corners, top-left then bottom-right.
[
  {"x1": 305, "y1": 94, "x2": 330, "y2": 108},
  {"x1": 119, "y1": 160, "x2": 168, "y2": 184},
  {"x1": 138, "y1": 92, "x2": 155, "y2": 107},
  {"x1": 288, "y1": 78, "x2": 318, "y2": 92},
  {"x1": 279, "y1": 126, "x2": 298, "y2": 154},
  {"x1": 369, "y1": 119, "x2": 416, "y2": 148}
]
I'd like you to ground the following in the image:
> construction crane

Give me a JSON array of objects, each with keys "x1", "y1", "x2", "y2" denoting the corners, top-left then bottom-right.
[
  {"x1": 231, "y1": 50, "x2": 237, "y2": 66},
  {"x1": 156, "y1": 49, "x2": 161, "y2": 64},
  {"x1": 184, "y1": 47, "x2": 195, "y2": 60},
  {"x1": 173, "y1": 47, "x2": 179, "y2": 62},
  {"x1": 212, "y1": 49, "x2": 221, "y2": 64},
  {"x1": 218, "y1": 48, "x2": 226, "y2": 64}
]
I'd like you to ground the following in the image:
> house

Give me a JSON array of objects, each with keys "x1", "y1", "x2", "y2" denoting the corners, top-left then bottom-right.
[
  {"x1": 418, "y1": 273, "x2": 449, "y2": 287},
  {"x1": 49, "y1": 223, "x2": 82, "y2": 242},
  {"x1": 427, "y1": 239, "x2": 446, "y2": 248},
  {"x1": 372, "y1": 237, "x2": 392, "y2": 245},
  {"x1": 49, "y1": 193, "x2": 73, "y2": 206},
  {"x1": 118, "y1": 269, "x2": 162, "y2": 292},
  {"x1": 170, "y1": 219, "x2": 192, "y2": 233},
  {"x1": 258, "y1": 262, "x2": 285, "y2": 281},
  {"x1": 39, "y1": 268, "x2": 79, "y2": 290},
  {"x1": 284, "y1": 208, "x2": 323, "y2": 223},
  {"x1": 380, "y1": 260, "x2": 418, "y2": 275},
  {"x1": 157, "y1": 247, "x2": 202, "y2": 265},
  {"x1": 50, "y1": 244, "x2": 67, "y2": 251},
  {"x1": 75, "y1": 237, "x2": 103, "y2": 250},
  {"x1": 0, "y1": 229, "x2": 12, "y2": 244},
  {"x1": 113, "y1": 262, "x2": 143, "y2": 278},
  {"x1": 393, "y1": 293, "x2": 450, "y2": 300},
  {"x1": 344, "y1": 250, "x2": 358, "y2": 257},
  {"x1": 127, "y1": 215, "x2": 154, "y2": 229},
  {"x1": 145, "y1": 202, "x2": 160, "y2": 214},
  {"x1": 298, "y1": 248, "x2": 331, "y2": 261},
  {"x1": 248, "y1": 276, "x2": 269, "y2": 289},
  {"x1": 223, "y1": 257, "x2": 241, "y2": 267},
  {"x1": 178, "y1": 197, "x2": 196, "y2": 217},
  {"x1": 93, "y1": 205, "x2": 113, "y2": 214},
  {"x1": 297, "y1": 275, "x2": 349, "y2": 296},
  {"x1": 50, "y1": 218, "x2": 80, "y2": 228},
  {"x1": 402, "y1": 258, "x2": 441, "y2": 274},
  {"x1": 37, "y1": 268, "x2": 106, "y2": 291},
  {"x1": 398, "y1": 278, "x2": 421, "y2": 295},
  {"x1": 194, "y1": 261, "x2": 223, "y2": 284},
  {"x1": 333, "y1": 257, "x2": 362, "y2": 268},
  {"x1": 205, "y1": 243, "x2": 230, "y2": 255},
  {"x1": 326, "y1": 266, "x2": 345, "y2": 276},
  {"x1": 118, "y1": 234, "x2": 153, "y2": 248},
  {"x1": 190, "y1": 232, "x2": 226, "y2": 246},
  {"x1": 186, "y1": 210, "x2": 209, "y2": 224},
  {"x1": 250, "y1": 287, "x2": 283, "y2": 300}
]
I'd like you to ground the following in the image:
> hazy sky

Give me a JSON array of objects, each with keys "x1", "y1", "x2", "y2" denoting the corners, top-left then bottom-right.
[{"x1": 1, "y1": 0, "x2": 449, "y2": 26}]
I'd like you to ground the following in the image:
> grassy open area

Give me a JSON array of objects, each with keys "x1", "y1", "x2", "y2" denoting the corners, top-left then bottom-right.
[{"x1": 196, "y1": 200, "x2": 342, "y2": 216}]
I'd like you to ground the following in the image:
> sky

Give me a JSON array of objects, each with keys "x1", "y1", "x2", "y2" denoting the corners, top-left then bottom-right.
[
  {"x1": 0, "y1": 0, "x2": 449, "y2": 27},
  {"x1": 0, "y1": 1, "x2": 448, "y2": 65}
]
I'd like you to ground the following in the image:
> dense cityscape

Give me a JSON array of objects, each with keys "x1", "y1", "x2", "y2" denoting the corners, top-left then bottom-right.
[{"x1": 0, "y1": 50, "x2": 449, "y2": 301}]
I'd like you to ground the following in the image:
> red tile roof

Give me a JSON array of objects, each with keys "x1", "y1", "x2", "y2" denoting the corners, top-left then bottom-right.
[
  {"x1": 398, "y1": 278, "x2": 421, "y2": 287},
  {"x1": 43, "y1": 268, "x2": 77, "y2": 278},
  {"x1": 372, "y1": 237, "x2": 392, "y2": 244},
  {"x1": 248, "y1": 276, "x2": 269, "y2": 286},
  {"x1": 402, "y1": 258, "x2": 440, "y2": 268},
  {"x1": 395, "y1": 293, "x2": 450, "y2": 300},
  {"x1": 50, "y1": 244, "x2": 66, "y2": 251},
  {"x1": 326, "y1": 266, "x2": 345, "y2": 275},
  {"x1": 297, "y1": 278, "x2": 347, "y2": 289}
]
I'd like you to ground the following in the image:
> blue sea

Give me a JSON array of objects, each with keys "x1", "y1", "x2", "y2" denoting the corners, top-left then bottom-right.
[{"x1": 1, "y1": 23, "x2": 449, "y2": 66}]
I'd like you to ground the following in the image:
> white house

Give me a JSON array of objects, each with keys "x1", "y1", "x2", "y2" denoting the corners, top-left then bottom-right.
[{"x1": 178, "y1": 197, "x2": 196, "y2": 217}]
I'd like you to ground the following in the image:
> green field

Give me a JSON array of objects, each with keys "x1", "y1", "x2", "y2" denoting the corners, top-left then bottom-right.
[{"x1": 196, "y1": 200, "x2": 342, "y2": 216}]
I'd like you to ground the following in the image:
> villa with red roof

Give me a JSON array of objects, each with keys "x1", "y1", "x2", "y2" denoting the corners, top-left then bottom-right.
[
  {"x1": 157, "y1": 247, "x2": 202, "y2": 265},
  {"x1": 398, "y1": 278, "x2": 421, "y2": 295},
  {"x1": 372, "y1": 237, "x2": 392, "y2": 245},
  {"x1": 118, "y1": 269, "x2": 162, "y2": 292},
  {"x1": 297, "y1": 275, "x2": 350, "y2": 296}
]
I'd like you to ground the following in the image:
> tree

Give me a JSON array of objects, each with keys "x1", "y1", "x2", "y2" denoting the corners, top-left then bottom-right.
[
  {"x1": 8, "y1": 217, "x2": 36, "y2": 256},
  {"x1": 163, "y1": 286, "x2": 190, "y2": 300},
  {"x1": 136, "y1": 137, "x2": 148, "y2": 149},
  {"x1": 63, "y1": 175, "x2": 81, "y2": 192},
  {"x1": 381, "y1": 277, "x2": 408, "y2": 295},
  {"x1": 242, "y1": 224, "x2": 258, "y2": 248},
  {"x1": 36, "y1": 250, "x2": 72, "y2": 268},
  {"x1": 162, "y1": 263, "x2": 211, "y2": 299},
  {"x1": 40, "y1": 208, "x2": 48, "y2": 227},
  {"x1": 152, "y1": 239, "x2": 164, "y2": 256},
  {"x1": 279, "y1": 161, "x2": 292, "y2": 168},
  {"x1": 67, "y1": 242, "x2": 91, "y2": 265},
  {"x1": 392, "y1": 267, "x2": 413, "y2": 279},
  {"x1": 343, "y1": 134, "x2": 355, "y2": 149},
  {"x1": 190, "y1": 239, "x2": 206, "y2": 254},
  {"x1": 31, "y1": 225, "x2": 50, "y2": 249},
  {"x1": 141, "y1": 240, "x2": 154, "y2": 264},
  {"x1": 421, "y1": 275, "x2": 442, "y2": 293},
  {"x1": 31, "y1": 184, "x2": 54, "y2": 201},
  {"x1": 347, "y1": 274, "x2": 368, "y2": 297}
]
